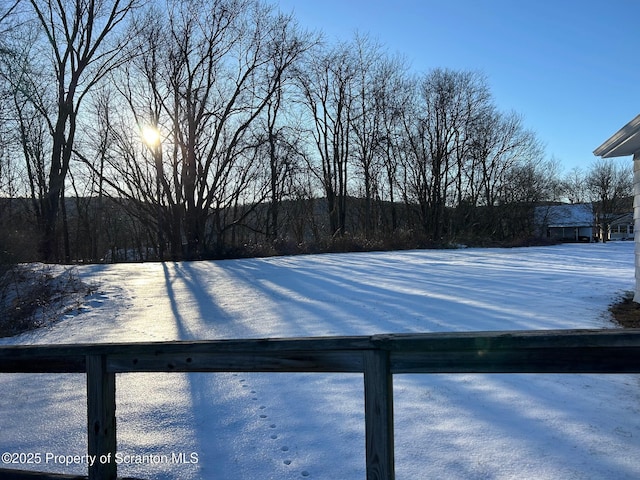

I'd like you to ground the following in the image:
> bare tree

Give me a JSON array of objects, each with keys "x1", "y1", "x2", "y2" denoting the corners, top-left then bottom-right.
[
  {"x1": 587, "y1": 159, "x2": 632, "y2": 242},
  {"x1": 0, "y1": 1, "x2": 35, "y2": 198},
  {"x1": 422, "y1": 69, "x2": 492, "y2": 240},
  {"x1": 349, "y1": 34, "x2": 386, "y2": 238},
  {"x1": 470, "y1": 110, "x2": 541, "y2": 208},
  {"x1": 297, "y1": 41, "x2": 356, "y2": 238},
  {"x1": 562, "y1": 166, "x2": 589, "y2": 204},
  {"x1": 13, "y1": 92, "x2": 49, "y2": 219},
  {"x1": 376, "y1": 58, "x2": 412, "y2": 235},
  {"x1": 0, "y1": 0, "x2": 21, "y2": 43},
  {"x1": 462, "y1": 109, "x2": 543, "y2": 239},
  {"x1": 497, "y1": 157, "x2": 560, "y2": 239},
  {"x1": 258, "y1": 85, "x2": 308, "y2": 243},
  {"x1": 105, "y1": 0, "x2": 310, "y2": 259},
  {"x1": 398, "y1": 69, "x2": 491, "y2": 240},
  {"x1": 9, "y1": 0, "x2": 142, "y2": 261}
]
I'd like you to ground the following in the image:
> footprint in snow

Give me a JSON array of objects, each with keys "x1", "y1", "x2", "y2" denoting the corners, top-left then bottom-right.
[
  {"x1": 86, "y1": 298, "x2": 105, "y2": 308},
  {"x1": 240, "y1": 383, "x2": 309, "y2": 476},
  {"x1": 237, "y1": 378, "x2": 250, "y2": 388}
]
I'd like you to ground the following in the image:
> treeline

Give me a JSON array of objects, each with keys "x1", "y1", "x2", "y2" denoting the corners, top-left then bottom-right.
[{"x1": 0, "y1": 0, "x2": 633, "y2": 263}]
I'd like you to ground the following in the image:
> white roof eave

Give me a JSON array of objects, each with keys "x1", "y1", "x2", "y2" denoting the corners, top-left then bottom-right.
[{"x1": 594, "y1": 114, "x2": 640, "y2": 158}]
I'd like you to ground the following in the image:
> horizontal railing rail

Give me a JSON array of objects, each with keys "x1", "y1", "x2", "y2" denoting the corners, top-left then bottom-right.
[{"x1": 2, "y1": 328, "x2": 640, "y2": 480}]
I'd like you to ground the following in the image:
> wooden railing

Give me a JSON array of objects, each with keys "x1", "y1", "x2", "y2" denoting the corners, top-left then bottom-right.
[{"x1": 1, "y1": 328, "x2": 640, "y2": 480}]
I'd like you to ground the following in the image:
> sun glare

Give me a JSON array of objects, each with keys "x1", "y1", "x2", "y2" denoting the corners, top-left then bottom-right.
[{"x1": 141, "y1": 125, "x2": 161, "y2": 147}]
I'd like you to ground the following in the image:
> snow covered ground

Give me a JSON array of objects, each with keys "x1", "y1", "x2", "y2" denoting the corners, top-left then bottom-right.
[{"x1": 1, "y1": 242, "x2": 639, "y2": 479}]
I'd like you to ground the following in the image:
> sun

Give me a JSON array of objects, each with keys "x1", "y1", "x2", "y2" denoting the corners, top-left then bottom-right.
[{"x1": 141, "y1": 125, "x2": 161, "y2": 147}]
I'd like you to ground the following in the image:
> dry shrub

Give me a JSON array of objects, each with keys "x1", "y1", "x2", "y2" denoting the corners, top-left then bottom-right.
[{"x1": 0, "y1": 264, "x2": 92, "y2": 337}]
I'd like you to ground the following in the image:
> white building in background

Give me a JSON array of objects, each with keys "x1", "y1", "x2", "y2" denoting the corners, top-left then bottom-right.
[
  {"x1": 594, "y1": 114, "x2": 640, "y2": 302},
  {"x1": 608, "y1": 212, "x2": 635, "y2": 241},
  {"x1": 535, "y1": 203, "x2": 594, "y2": 242},
  {"x1": 535, "y1": 203, "x2": 634, "y2": 242}
]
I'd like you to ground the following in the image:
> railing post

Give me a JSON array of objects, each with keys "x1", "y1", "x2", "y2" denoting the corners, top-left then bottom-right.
[
  {"x1": 363, "y1": 349, "x2": 395, "y2": 480},
  {"x1": 86, "y1": 355, "x2": 117, "y2": 480}
]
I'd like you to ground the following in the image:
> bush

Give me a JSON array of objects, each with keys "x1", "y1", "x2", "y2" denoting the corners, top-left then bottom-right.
[{"x1": 0, "y1": 264, "x2": 93, "y2": 337}]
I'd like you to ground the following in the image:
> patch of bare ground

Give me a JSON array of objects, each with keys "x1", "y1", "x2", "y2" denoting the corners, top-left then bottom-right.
[{"x1": 609, "y1": 291, "x2": 640, "y2": 328}]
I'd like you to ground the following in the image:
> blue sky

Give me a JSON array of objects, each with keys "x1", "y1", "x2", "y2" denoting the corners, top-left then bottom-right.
[{"x1": 275, "y1": 0, "x2": 639, "y2": 173}]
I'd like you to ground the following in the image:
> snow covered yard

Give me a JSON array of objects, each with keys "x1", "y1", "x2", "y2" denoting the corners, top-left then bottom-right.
[{"x1": 0, "y1": 242, "x2": 639, "y2": 479}]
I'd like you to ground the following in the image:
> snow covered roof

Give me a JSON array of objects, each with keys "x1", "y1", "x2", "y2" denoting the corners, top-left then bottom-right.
[
  {"x1": 594, "y1": 114, "x2": 640, "y2": 158},
  {"x1": 536, "y1": 203, "x2": 593, "y2": 227},
  {"x1": 610, "y1": 212, "x2": 634, "y2": 226}
]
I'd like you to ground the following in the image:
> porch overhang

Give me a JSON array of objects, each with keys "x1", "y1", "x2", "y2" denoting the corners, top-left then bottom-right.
[{"x1": 594, "y1": 114, "x2": 640, "y2": 158}]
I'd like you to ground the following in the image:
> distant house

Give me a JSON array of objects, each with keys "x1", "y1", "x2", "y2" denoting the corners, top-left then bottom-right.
[
  {"x1": 594, "y1": 113, "x2": 640, "y2": 301},
  {"x1": 535, "y1": 203, "x2": 594, "y2": 242},
  {"x1": 608, "y1": 212, "x2": 635, "y2": 241}
]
